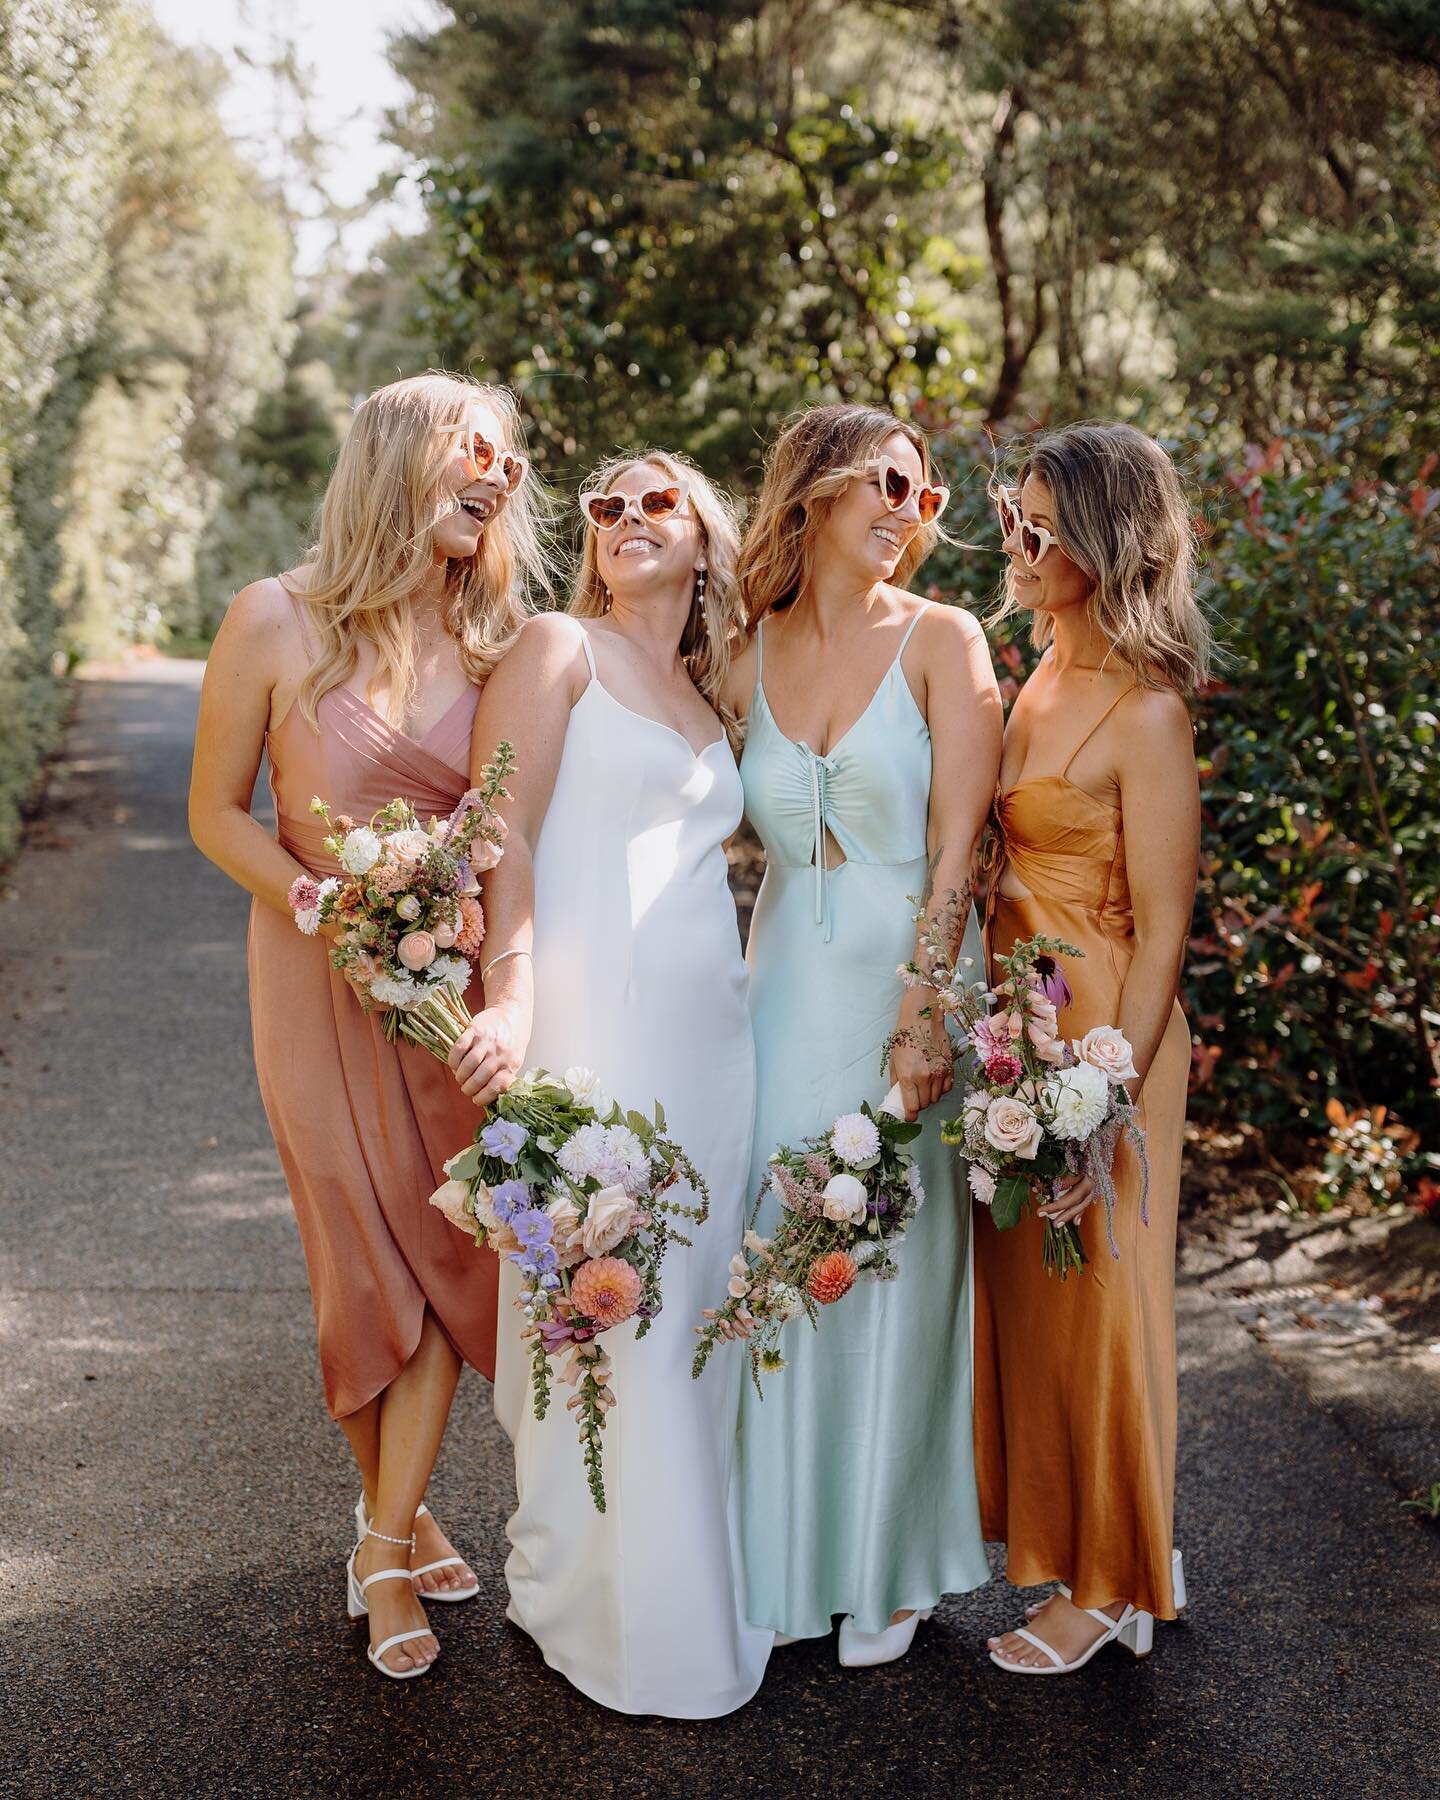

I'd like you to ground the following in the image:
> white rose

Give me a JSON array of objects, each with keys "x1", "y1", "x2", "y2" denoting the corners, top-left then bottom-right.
[
  {"x1": 1076, "y1": 1025, "x2": 1139, "y2": 1083},
  {"x1": 563, "y1": 1066, "x2": 612, "y2": 1114},
  {"x1": 580, "y1": 1184, "x2": 636, "y2": 1257},
  {"x1": 545, "y1": 1192, "x2": 585, "y2": 1267},
  {"x1": 428, "y1": 1177, "x2": 473, "y2": 1231},
  {"x1": 1043, "y1": 1061, "x2": 1112, "y2": 1140},
  {"x1": 396, "y1": 894, "x2": 422, "y2": 922},
  {"x1": 968, "y1": 1165, "x2": 997, "y2": 1207},
  {"x1": 431, "y1": 916, "x2": 458, "y2": 949},
  {"x1": 340, "y1": 827, "x2": 382, "y2": 876},
  {"x1": 821, "y1": 1172, "x2": 869, "y2": 1224},
  {"x1": 983, "y1": 1095, "x2": 1043, "y2": 1160},
  {"x1": 387, "y1": 828, "x2": 434, "y2": 864},
  {"x1": 831, "y1": 1111, "x2": 881, "y2": 1167}
]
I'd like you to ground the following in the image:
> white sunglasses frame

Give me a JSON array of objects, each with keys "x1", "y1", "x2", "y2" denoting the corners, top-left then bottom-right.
[
  {"x1": 581, "y1": 482, "x2": 692, "y2": 532},
  {"x1": 443, "y1": 424, "x2": 529, "y2": 494},
  {"x1": 866, "y1": 454, "x2": 950, "y2": 525},
  {"x1": 991, "y1": 482, "x2": 1060, "y2": 568}
]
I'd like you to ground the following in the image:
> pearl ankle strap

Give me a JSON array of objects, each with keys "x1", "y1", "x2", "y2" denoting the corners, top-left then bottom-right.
[{"x1": 366, "y1": 1525, "x2": 417, "y2": 1550}]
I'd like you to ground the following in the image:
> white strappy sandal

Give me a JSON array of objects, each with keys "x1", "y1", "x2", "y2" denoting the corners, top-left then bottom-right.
[
  {"x1": 346, "y1": 1531, "x2": 438, "y2": 1681},
  {"x1": 354, "y1": 1495, "x2": 480, "y2": 1603},
  {"x1": 990, "y1": 1601, "x2": 1153, "y2": 1675},
  {"x1": 1023, "y1": 1547, "x2": 1187, "y2": 1620}
]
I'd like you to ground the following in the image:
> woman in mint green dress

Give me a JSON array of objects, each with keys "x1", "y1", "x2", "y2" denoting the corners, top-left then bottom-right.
[{"x1": 722, "y1": 404, "x2": 1003, "y2": 1666}]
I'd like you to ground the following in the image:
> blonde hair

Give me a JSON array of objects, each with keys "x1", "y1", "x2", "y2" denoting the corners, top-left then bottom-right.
[
  {"x1": 738, "y1": 403, "x2": 943, "y2": 628},
  {"x1": 283, "y1": 371, "x2": 554, "y2": 727},
  {"x1": 570, "y1": 449, "x2": 743, "y2": 731},
  {"x1": 993, "y1": 421, "x2": 1211, "y2": 695}
]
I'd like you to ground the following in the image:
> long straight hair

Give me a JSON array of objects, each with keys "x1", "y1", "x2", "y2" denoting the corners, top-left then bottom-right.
[
  {"x1": 738, "y1": 403, "x2": 942, "y2": 628},
  {"x1": 993, "y1": 421, "x2": 1211, "y2": 694},
  {"x1": 570, "y1": 448, "x2": 744, "y2": 731},
  {"x1": 283, "y1": 371, "x2": 553, "y2": 727}
]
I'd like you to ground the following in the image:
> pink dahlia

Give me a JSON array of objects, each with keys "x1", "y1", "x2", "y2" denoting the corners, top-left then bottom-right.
[
  {"x1": 456, "y1": 895, "x2": 486, "y2": 956},
  {"x1": 569, "y1": 1257, "x2": 642, "y2": 1330}
]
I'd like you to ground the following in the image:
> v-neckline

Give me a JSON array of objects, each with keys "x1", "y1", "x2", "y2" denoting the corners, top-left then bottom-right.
[
  {"x1": 755, "y1": 611, "x2": 925, "y2": 760},
  {"x1": 330, "y1": 682, "x2": 475, "y2": 750}
]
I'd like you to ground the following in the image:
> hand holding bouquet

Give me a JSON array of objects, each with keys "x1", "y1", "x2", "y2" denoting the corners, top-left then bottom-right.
[
  {"x1": 430, "y1": 1067, "x2": 709, "y2": 1512},
  {"x1": 692, "y1": 1087, "x2": 923, "y2": 1395},
  {"x1": 286, "y1": 742, "x2": 515, "y2": 1060},
  {"x1": 905, "y1": 919, "x2": 1149, "y2": 1278}
]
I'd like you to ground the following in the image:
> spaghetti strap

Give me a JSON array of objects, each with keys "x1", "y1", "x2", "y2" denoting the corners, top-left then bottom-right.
[
  {"x1": 755, "y1": 617, "x2": 766, "y2": 673},
  {"x1": 1059, "y1": 686, "x2": 1136, "y2": 779},
  {"x1": 896, "y1": 601, "x2": 931, "y2": 660},
  {"x1": 572, "y1": 619, "x2": 598, "y2": 679}
]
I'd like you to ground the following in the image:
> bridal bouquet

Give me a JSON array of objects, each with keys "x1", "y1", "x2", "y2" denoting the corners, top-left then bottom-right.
[
  {"x1": 691, "y1": 1087, "x2": 922, "y2": 1395},
  {"x1": 287, "y1": 741, "x2": 515, "y2": 1059},
  {"x1": 906, "y1": 920, "x2": 1148, "y2": 1278},
  {"x1": 430, "y1": 1067, "x2": 709, "y2": 1512}
]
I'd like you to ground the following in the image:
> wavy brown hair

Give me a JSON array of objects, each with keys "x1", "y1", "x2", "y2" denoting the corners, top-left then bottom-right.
[
  {"x1": 737, "y1": 403, "x2": 943, "y2": 628},
  {"x1": 992, "y1": 421, "x2": 1211, "y2": 695},
  {"x1": 282, "y1": 371, "x2": 554, "y2": 728},
  {"x1": 571, "y1": 449, "x2": 744, "y2": 730}
]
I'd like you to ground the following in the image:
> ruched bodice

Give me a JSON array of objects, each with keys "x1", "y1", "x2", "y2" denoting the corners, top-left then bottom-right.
[
  {"x1": 741, "y1": 615, "x2": 931, "y2": 942},
  {"x1": 268, "y1": 684, "x2": 479, "y2": 876},
  {"x1": 991, "y1": 775, "x2": 1132, "y2": 934}
]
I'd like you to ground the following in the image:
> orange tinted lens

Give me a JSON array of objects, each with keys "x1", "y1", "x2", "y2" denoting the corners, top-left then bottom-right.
[
  {"x1": 1020, "y1": 520, "x2": 1045, "y2": 564},
  {"x1": 640, "y1": 486, "x2": 682, "y2": 520},
  {"x1": 499, "y1": 452, "x2": 526, "y2": 489},
  {"x1": 881, "y1": 465, "x2": 911, "y2": 509},
  {"x1": 993, "y1": 488, "x2": 1018, "y2": 535},
  {"x1": 917, "y1": 485, "x2": 945, "y2": 524},
  {"x1": 468, "y1": 432, "x2": 496, "y2": 474},
  {"x1": 585, "y1": 494, "x2": 626, "y2": 529}
]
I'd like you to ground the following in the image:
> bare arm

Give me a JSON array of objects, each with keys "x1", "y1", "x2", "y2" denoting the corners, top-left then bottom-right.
[
  {"x1": 721, "y1": 631, "x2": 760, "y2": 725},
  {"x1": 1043, "y1": 688, "x2": 1198, "y2": 1225},
  {"x1": 890, "y1": 607, "x2": 1004, "y2": 1119},
  {"x1": 188, "y1": 580, "x2": 309, "y2": 916},
  {"x1": 448, "y1": 615, "x2": 589, "y2": 1107},
  {"x1": 1113, "y1": 689, "x2": 1199, "y2": 1087}
]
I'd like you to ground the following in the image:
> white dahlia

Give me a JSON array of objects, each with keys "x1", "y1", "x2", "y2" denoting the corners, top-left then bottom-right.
[
  {"x1": 830, "y1": 1111, "x2": 881, "y2": 1167},
  {"x1": 1042, "y1": 1061, "x2": 1111, "y2": 1141}
]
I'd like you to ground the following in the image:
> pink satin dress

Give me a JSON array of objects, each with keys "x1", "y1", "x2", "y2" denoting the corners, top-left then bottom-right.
[{"x1": 247, "y1": 684, "x2": 498, "y2": 1418}]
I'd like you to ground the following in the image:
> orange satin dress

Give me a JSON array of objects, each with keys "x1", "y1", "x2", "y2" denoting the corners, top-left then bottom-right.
[
  {"x1": 974, "y1": 693, "x2": 1189, "y2": 1619},
  {"x1": 246, "y1": 684, "x2": 498, "y2": 1418}
]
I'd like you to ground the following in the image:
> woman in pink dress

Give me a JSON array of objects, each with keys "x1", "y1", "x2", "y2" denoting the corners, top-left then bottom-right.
[{"x1": 190, "y1": 372, "x2": 550, "y2": 1679}]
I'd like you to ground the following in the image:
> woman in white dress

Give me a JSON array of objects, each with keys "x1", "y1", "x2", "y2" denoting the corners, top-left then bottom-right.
[{"x1": 448, "y1": 451, "x2": 772, "y2": 1717}]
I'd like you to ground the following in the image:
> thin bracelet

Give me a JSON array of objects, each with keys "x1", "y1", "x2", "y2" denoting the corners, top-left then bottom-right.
[{"x1": 480, "y1": 947, "x2": 532, "y2": 983}]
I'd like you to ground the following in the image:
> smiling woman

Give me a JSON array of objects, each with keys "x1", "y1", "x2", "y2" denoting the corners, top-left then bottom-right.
[
  {"x1": 187, "y1": 370, "x2": 549, "y2": 1682},
  {"x1": 444, "y1": 449, "x2": 775, "y2": 1717},
  {"x1": 721, "y1": 403, "x2": 1003, "y2": 1667}
]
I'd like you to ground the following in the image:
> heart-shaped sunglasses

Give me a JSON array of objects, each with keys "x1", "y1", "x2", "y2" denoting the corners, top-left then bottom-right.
[
  {"x1": 449, "y1": 427, "x2": 528, "y2": 493},
  {"x1": 868, "y1": 455, "x2": 950, "y2": 525},
  {"x1": 990, "y1": 482, "x2": 1060, "y2": 567},
  {"x1": 581, "y1": 482, "x2": 689, "y2": 531}
]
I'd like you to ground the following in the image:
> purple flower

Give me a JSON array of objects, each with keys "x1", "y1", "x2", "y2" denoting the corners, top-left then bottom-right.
[
  {"x1": 480, "y1": 1119, "x2": 528, "y2": 1165},
  {"x1": 512, "y1": 1208, "x2": 554, "y2": 1251},
  {"x1": 490, "y1": 1178, "x2": 533, "y2": 1221},
  {"x1": 1032, "y1": 955, "x2": 1073, "y2": 1012}
]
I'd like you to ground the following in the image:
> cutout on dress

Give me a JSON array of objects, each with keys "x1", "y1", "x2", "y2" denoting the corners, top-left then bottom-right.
[
  {"x1": 810, "y1": 826, "x2": 848, "y2": 872},
  {"x1": 997, "y1": 866, "x2": 1034, "y2": 901}
]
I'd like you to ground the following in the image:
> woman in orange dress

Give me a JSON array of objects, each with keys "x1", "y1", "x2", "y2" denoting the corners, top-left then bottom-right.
[
  {"x1": 190, "y1": 373, "x2": 549, "y2": 1678},
  {"x1": 976, "y1": 422, "x2": 1206, "y2": 1675}
]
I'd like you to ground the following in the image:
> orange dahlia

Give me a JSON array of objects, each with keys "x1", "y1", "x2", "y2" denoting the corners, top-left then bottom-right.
[
  {"x1": 570, "y1": 1256, "x2": 642, "y2": 1329},
  {"x1": 807, "y1": 1251, "x2": 857, "y2": 1305}
]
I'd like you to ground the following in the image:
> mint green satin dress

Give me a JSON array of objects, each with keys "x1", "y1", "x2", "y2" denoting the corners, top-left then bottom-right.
[{"x1": 736, "y1": 606, "x2": 990, "y2": 1638}]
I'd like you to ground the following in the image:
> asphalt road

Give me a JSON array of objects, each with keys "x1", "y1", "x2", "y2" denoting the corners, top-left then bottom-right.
[{"x1": 1, "y1": 662, "x2": 1435, "y2": 1799}]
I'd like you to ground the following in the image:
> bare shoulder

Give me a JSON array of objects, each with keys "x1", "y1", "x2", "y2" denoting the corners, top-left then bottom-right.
[
  {"x1": 220, "y1": 575, "x2": 299, "y2": 642},
  {"x1": 911, "y1": 595, "x2": 987, "y2": 654},
  {"x1": 487, "y1": 610, "x2": 590, "y2": 704},
  {"x1": 1116, "y1": 683, "x2": 1193, "y2": 747},
  {"x1": 209, "y1": 576, "x2": 306, "y2": 688}
]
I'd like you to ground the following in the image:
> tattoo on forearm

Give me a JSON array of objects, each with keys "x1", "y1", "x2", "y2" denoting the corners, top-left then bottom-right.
[{"x1": 883, "y1": 1024, "x2": 955, "y2": 1074}]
